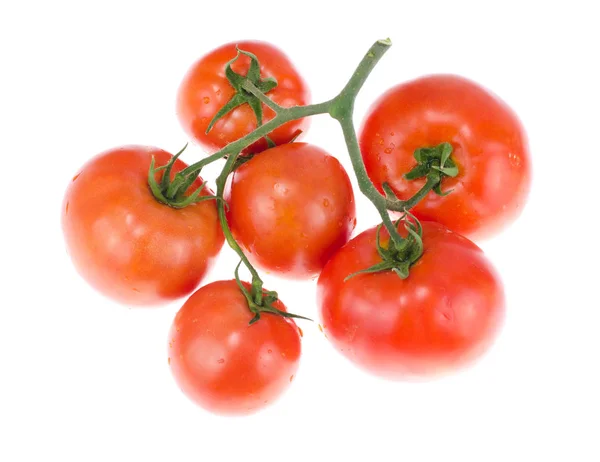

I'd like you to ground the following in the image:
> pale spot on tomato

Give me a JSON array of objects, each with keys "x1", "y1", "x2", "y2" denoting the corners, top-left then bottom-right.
[{"x1": 508, "y1": 152, "x2": 522, "y2": 167}]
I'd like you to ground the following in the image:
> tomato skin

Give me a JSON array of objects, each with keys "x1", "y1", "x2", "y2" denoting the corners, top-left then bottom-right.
[
  {"x1": 62, "y1": 146, "x2": 224, "y2": 306},
  {"x1": 317, "y1": 221, "x2": 505, "y2": 379},
  {"x1": 225, "y1": 143, "x2": 356, "y2": 278},
  {"x1": 359, "y1": 74, "x2": 531, "y2": 240},
  {"x1": 177, "y1": 41, "x2": 310, "y2": 154},
  {"x1": 168, "y1": 280, "x2": 302, "y2": 415}
]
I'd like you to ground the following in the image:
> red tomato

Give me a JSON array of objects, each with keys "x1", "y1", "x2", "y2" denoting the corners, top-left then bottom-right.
[
  {"x1": 62, "y1": 146, "x2": 224, "y2": 306},
  {"x1": 168, "y1": 280, "x2": 302, "y2": 415},
  {"x1": 225, "y1": 143, "x2": 356, "y2": 278},
  {"x1": 177, "y1": 41, "x2": 310, "y2": 154},
  {"x1": 359, "y1": 75, "x2": 531, "y2": 240},
  {"x1": 317, "y1": 221, "x2": 505, "y2": 379}
]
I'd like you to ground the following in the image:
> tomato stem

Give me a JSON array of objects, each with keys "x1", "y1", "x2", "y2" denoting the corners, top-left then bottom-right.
[
  {"x1": 242, "y1": 80, "x2": 283, "y2": 113},
  {"x1": 215, "y1": 153, "x2": 261, "y2": 282}
]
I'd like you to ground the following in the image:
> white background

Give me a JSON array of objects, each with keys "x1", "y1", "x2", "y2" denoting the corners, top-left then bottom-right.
[{"x1": 1, "y1": 1, "x2": 599, "y2": 461}]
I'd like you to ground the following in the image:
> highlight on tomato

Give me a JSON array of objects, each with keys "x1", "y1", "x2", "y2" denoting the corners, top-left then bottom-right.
[
  {"x1": 168, "y1": 279, "x2": 302, "y2": 415},
  {"x1": 177, "y1": 40, "x2": 311, "y2": 155},
  {"x1": 62, "y1": 145, "x2": 224, "y2": 306},
  {"x1": 225, "y1": 142, "x2": 357, "y2": 278},
  {"x1": 317, "y1": 219, "x2": 505, "y2": 380},
  {"x1": 359, "y1": 74, "x2": 532, "y2": 240}
]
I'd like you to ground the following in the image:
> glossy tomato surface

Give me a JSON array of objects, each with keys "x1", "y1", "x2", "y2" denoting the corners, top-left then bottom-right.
[
  {"x1": 360, "y1": 75, "x2": 531, "y2": 240},
  {"x1": 317, "y1": 221, "x2": 505, "y2": 379},
  {"x1": 226, "y1": 143, "x2": 356, "y2": 278},
  {"x1": 62, "y1": 146, "x2": 224, "y2": 306},
  {"x1": 177, "y1": 41, "x2": 310, "y2": 154},
  {"x1": 168, "y1": 280, "x2": 302, "y2": 415}
]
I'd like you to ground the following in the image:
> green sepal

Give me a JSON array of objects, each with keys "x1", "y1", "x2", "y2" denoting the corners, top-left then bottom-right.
[
  {"x1": 345, "y1": 211, "x2": 425, "y2": 282},
  {"x1": 205, "y1": 46, "x2": 280, "y2": 152},
  {"x1": 206, "y1": 93, "x2": 245, "y2": 134},
  {"x1": 233, "y1": 260, "x2": 312, "y2": 326}
]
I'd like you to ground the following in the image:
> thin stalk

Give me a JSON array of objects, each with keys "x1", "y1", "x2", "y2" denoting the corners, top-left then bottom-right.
[{"x1": 215, "y1": 153, "x2": 260, "y2": 282}]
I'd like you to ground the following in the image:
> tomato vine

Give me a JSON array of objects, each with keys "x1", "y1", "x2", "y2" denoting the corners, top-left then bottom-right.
[{"x1": 151, "y1": 38, "x2": 460, "y2": 320}]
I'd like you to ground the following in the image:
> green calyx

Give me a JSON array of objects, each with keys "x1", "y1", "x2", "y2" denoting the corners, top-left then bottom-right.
[
  {"x1": 345, "y1": 212, "x2": 424, "y2": 281},
  {"x1": 148, "y1": 144, "x2": 220, "y2": 209},
  {"x1": 206, "y1": 47, "x2": 277, "y2": 148},
  {"x1": 383, "y1": 142, "x2": 459, "y2": 212},
  {"x1": 404, "y1": 142, "x2": 458, "y2": 196},
  {"x1": 234, "y1": 261, "x2": 311, "y2": 326}
]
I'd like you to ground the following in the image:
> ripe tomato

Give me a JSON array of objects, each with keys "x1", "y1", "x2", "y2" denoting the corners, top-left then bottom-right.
[
  {"x1": 168, "y1": 280, "x2": 302, "y2": 415},
  {"x1": 225, "y1": 143, "x2": 356, "y2": 278},
  {"x1": 317, "y1": 221, "x2": 505, "y2": 379},
  {"x1": 177, "y1": 40, "x2": 310, "y2": 154},
  {"x1": 62, "y1": 146, "x2": 224, "y2": 306},
  {"x1": 359, "y1": 75, "x2": 531, "y2": 240}
]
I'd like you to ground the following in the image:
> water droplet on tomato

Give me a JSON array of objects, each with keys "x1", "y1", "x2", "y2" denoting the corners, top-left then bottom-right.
[
  {"x1": 508, "y1": 152, "x2": 522, "y2": 167},
  {"x1": 132, "y1": 288, "x2": 140, "y2": 293},
  {"x1": 217, "y1": 358, "x2": 225, "y2": 364},
  {"x1": 274, "y1": 183, "x2": 288, "y2": 194},
  {"x1": 390, "y1": 132, "x2": 395, "y2": 136},
  {"x1": 378, "y1": 139, "x2": 384, "y2": 145},
  {"x1": 203, "y1": 96, "x2": 210, "y2": 104},
  {"x1": 352, "y1": 217, "x2": 357, "y2": 228},
  {"x1": 168, "y1": 357, "x2": 171, "y2": 365},
  {"x1": 289, "y1": 375, "x2": 294, "y2": 382},
  {"x1": 72, "y1": 173, "x2": 81, "y2": 182},
  {"x1": 318, "y1": 324, "x2": 324, "y2": 333},
  {"x1": 65, "y1": 202, "x2": 69, "y2": 214},
  {"x1": 267, "y1": 349, "x2": 272, "y2": 354},
  {"x1": 298, "y1": 326, "x2": 304, "y2": 337},
  {"x1": 323, "y1": 198, "x2": 330, "y2": 207},
  {"x1": 384, "y1": 148, "x2": 392, "y2": 154},
  {"x1": 216, "y1": 89, "x2": 222, "y2": 96}
]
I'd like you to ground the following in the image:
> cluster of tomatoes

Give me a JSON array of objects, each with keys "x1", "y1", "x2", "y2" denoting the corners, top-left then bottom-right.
[{"x1": 62, "y1": 40, "x2": 531, "y2": 416}]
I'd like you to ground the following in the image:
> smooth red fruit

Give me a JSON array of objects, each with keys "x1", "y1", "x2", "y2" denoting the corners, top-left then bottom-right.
[
  {"x1": 177, "y1": 41, "x2": 310, "y2": 155},
  {"x1": 317, "y1": 221, "x2": 505, "y2": 379},
  {"x1": 360, "y1": 74, "x2": 531, "y2": 240},
  {"x1": 168, "y1": 280, "x2": 302, "y2": 415},
  {"x1": 62, "y1": 146, "x2": 224, "y2": 306},
  {"x1": 226, "y1": 143, "x2": 356, "y2": 278}
]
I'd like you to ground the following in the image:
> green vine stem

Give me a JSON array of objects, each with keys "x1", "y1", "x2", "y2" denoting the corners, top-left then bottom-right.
[{"x1": 152, "y1": 38, "x2": 459, "y2": 308}]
